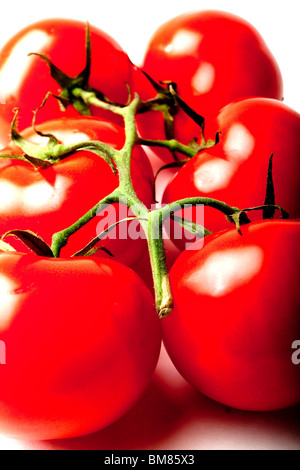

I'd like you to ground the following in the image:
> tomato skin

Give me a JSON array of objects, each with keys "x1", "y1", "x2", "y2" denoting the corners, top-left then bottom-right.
[
  {"x1": 0, "y1": 116, "x2": 154, "y2": 268},
  {"x1": 0, "y1": 18, "x2": 133, "y2": 147},
  {"x1": 136, "y1": 10, "x2": 283, "y2": 157},
  {"x1": 162, "y1": 98, "x2": 300, "y2": 250},
  {"x1": 0, "y1": 253, "x2": 161, "y2": 440},
  {"x1": 162, "y1": 220, "x2": 300, "y2": 411}
]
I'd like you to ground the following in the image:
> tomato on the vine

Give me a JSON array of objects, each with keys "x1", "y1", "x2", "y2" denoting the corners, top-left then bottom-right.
[
  {"x1": 162, "y1": 97, "x2": 300, "y2": 250},
  {"x1": 0, "y1": 116, "x2": 154, "y2": 268},
  {"x1": 0, "y1": 252, "x2": 161, "y2": 440},
  {"x1": 0, "y1": 18, "x2": 133, "y2": 147},
  {"x1": 162, "y1": 220, "x2": 300, "y2": 411},
  {"x1": 134, "y1": 10, "x2": 283, "y2": 163}
]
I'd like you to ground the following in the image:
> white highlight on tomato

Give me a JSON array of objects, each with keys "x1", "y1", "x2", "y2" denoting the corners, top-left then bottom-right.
[
  {"x1": 164, "y1": 30, "x2": 202, "y2": 56},
  {"x1": 192, "y1": 62, "x2": 215, "y2": 94},
  {"x1": 0, "y1": 180, "x2": 19, "y2": 210},
  {"x1": 193, "y1": 158, "x2": 233, "y2": 193},
  {"x1": 187, "y1": 246, "x2": 264, "y2": 297},
  {"x1": 193, "y1": 123, "x2": 256, "y2": 193},
  {"x1": 23, "y1": 181, "x2": 56, "y2": 209},
  {"x1": 62, "y1": 132, "x2": 91, "y2": 146},
  {"x1": 0, "y1": 30, "x2": 49, "y2": 101},
  {"x1": 0, "y1": 273, "x2": 21, "y2": 329},
  {"x1": 0, "y1": 176, "x2": 71, "y2": 212},
  {"x1": 223, "y1": 123, "x2": 255, "y2": 162}
]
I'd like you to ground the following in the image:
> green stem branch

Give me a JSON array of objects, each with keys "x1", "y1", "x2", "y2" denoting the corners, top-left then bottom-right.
[
  {"x1": 161, "y1": 197, "x2": 239, "y2": 222},
  {"x1": 137, "y1": 137, "x2": 197, "y2": 159},
  {"x1": 141, "y1": 210, "x2": 173, "y2": 318},
  {"x1": 72, "y1": 87, "x2": 125, "y2": 115},
  {"x1": 49, "y1": 87, "x2": 244, "y2": 317},
  {"x1": 51, "y1": 190, "x2": 120, "y2": 257}
]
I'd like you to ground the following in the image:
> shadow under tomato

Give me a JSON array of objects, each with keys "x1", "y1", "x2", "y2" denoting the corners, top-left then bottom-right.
[
  {"x1": 44, "y1": 376, "x2": 188, "y2": 450},
  {"x1": 34, "y1": 345, "x2": 300, "y2": 450}
]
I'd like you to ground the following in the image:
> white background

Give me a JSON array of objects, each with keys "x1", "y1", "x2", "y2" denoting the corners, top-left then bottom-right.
[{"x1": 0, "y1": 0, "x2": 299, "y2": 451}]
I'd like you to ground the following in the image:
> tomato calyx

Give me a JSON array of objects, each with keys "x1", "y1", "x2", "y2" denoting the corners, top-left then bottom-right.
[
  {"x1": 29, "y1": 23, "x2": 127, "y2": 116},
  {"x1": 0, "y1": 107, "x2": 118, "y2": 172},
  {"x1": 137, "y1": 72, "x2": 218, "y2": 160}
]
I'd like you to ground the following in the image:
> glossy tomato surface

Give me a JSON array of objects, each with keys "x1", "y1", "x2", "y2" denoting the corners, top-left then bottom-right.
[
  {"x1": 0, "y1": 18, "x2": 133, "y2": 147},
  {"x1": 136, "y1": 10, "x2": 283, "y2": 159},
  {"x1": 0, "y1": 253, "x2": 161, "y2": 440},
  {"x1": 162, "y1": 220, "x2": 300, "y2": 411},
  {"x1": 162, "y1": 98, "x2": 300, "y2": 250},
  {"x1": 0, "y1": 116, "x2": 154, "y2": 267}
]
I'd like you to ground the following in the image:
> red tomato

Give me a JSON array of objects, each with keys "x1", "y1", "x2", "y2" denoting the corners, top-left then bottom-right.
[
  {"x1": 0, "y1": 252, "x2": 161, "y2": 440},
  {"x1": 135, "y1": 10, "x2": 283, "y2": 163},
  {"x1": 162, "y1": 98, "x2": 300, "y2": 250},
  {"x1": 0, "y1": 116, "x2": 154, "y2": 267},
  {"x1": 0, "y1": 18, "x2": 133, "y2": 147},
  {"x1": 162, "y1": 220, "x2": 300, "y2": 411}
]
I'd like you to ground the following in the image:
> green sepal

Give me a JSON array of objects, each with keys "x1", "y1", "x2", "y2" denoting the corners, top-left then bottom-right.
[
  {"x1": 167, "y1": 82, "x2": 205, "y2": 132},
  {"x1": 226, "y1": 211, "x2": 252, "y2": 235},
  {"x1": 2, "y1": 230, "x2": 54, "y2": 257},
  {"x1": 71, "y1": 217, "x2": 136, "y2": 257},
  {"x1": 72, "y1": 245, "x2": 114, "y2": 258},
  {"x1": 28, "y1": 52, "x2": 74, "y2": 88},
  {"x1": 77, "y1": 22, "x2": 92, "y2": 86},
  {"x1": 140, "y1": 69, "x2": 171, "y2": 96},
  {"x1": 28, "y1": 23, "x2": 100, "y2": 116},
  {"x1": 4, "y1": 108, "x2": 117, "y2": 172},
  {"x1": 242, "y1": 204, "x2": 289, "y2": 220},
  {"x1": 28, "y1": 53, "x2": 93, "y2": 115},
  {"x1": 170, "y1": 214, "x2": 212, "y2": 238},
  {"x1": 0, "y1": 153, "x2": 42, "y2": 166},
  {"x1": 263, "y1": 153, "x2": 276, "y2": 219},
  {"x1": 9, "y1": 109, "x2": 60, "y2": 168}
]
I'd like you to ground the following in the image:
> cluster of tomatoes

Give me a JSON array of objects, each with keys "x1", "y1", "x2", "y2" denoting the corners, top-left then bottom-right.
[{"x1": 0, "y1": 10, "x2": 299, "y2": 441}]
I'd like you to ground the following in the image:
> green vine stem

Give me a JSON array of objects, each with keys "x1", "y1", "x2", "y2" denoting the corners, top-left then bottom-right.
[
  {"x1": 1, "y1": 84, "x2": 288, "y2": 317},
  {"x1": 51, "y1": 190, "x2": 120, "y2": 257},
  {"x1": 2, "y1": 35, "x2": 289, "y2": 318},
  {"x1": 49, "y1": 93, "x2": 174, "y2": 316},
  {"x1": 45, "y1": 91, "x2": 242, "y2": 317},
  {"x1": 137, "y1": 137, "x2": 198, "y2": 158},
  {"x1": 160, "y1": 197, "x2": 239, "y2": 222},
  {"x1": 72, "y1": 87, "x2": 216, "y2": 158},
  {"x1": 46, "y1": 87, "x2": 289, "y2": 317},
  {"x1": 145, "y1": 210, "x2": 174, "y2": 318}
]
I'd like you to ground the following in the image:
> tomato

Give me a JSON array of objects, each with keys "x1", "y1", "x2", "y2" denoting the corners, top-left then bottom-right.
[
  {"x1": 0, "y1": 252, "x2": 161, "y2": 440},
  {"x1": 135, "y1": 10, "x2": 283, "y2": 164},
  {"x1": 0, "y1": 18, "x2": 133, "y2": 147},
  {"x1": 162, "y1": 98, "x2": 300, "y2": 250},
  {"x1": 162, "y1": 220, "x2": 300, "y2": 411},
  {"x1": 0, "y1": 116, "x2": 154, "y2": 268}
]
